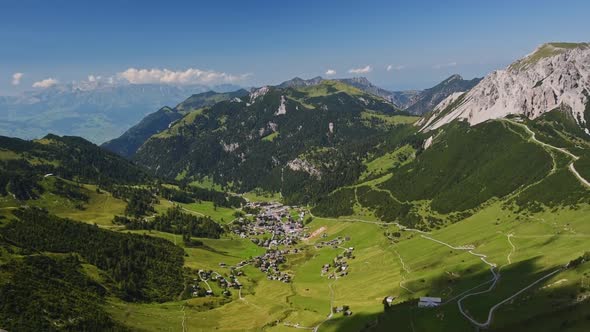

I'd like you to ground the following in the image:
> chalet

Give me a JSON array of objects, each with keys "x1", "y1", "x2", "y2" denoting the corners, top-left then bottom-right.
[
  {"x1": 418, "y1": 297, "x2": 442, "y2": 307},
  {"x1": 385, "y1": 296, "x2": 395, "y2": 306}
]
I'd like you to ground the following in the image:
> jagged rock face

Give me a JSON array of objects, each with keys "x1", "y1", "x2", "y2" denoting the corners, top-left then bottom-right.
[
  {"x1": 422, "y1": 43, "x2": 590, "y2": 132},
  {"x1": 277, "y1": 76, "x2": 323, "y2": 88},
  {"x1": 286, "y1": 158, "x2": 321, "y2": 178},
  {"x1": 416, "y1": 92, "x2": 466, "y2": 129},
  {"x1": 405, "y1": 75, "x2": 481, "y2": 115}
]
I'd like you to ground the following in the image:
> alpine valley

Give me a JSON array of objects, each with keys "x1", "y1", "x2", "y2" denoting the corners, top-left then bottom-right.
[{"x1": 2, "y1": 42, "x2": 590, "y2": 332}]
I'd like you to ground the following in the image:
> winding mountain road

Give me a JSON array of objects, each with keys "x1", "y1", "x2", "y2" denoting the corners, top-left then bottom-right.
[
  {"x1": 420, "y1": 234, "x2": 563, "y2": 329},
  {"x1": 306, "y1": 197, "x2": 566, "y2": 330},
  {"x1": 506, "y1": 234, "x2": 515, "y2": 265},
  {"x1": 506, "y1": 120, "x2": 590, "y2": 188},
  {"x1": 459, "y1": 268, "x2": 562, "y2": 329}
]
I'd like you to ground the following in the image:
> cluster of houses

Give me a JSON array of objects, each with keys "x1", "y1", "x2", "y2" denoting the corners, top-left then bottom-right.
[
  {"x1": 232, "y1": 202, "x2": 306, "y2": 249},
  {"x1": 225, "y1": 202, "x2": 311, "y2": 283},
  {"x1": 190, "y1": 269, "x2": 243, "y2": 297},
  {"x1": 314, "y1": 236, "x2": 354, "y2": 279},
  {"x1": 314, "y1": 235, "x2": 348, "y2": 249},
  {"x1": 322, "y1": 246, "x2": 354, "y2": 279},
  {"x1": 251, "y1": 248, "x2": 292, "y2": 282}
]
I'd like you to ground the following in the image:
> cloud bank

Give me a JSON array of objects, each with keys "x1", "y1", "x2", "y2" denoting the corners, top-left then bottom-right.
[
  {"x1": 117, "y1": 68, "x2": 250, "y2": 85},
  {"x1": 32, "y1": 78, "x2": 59, "y2": 88},
  {"x1": 348, "y1": 65, "x2": 372, "y2": 74},
  {"x1": 325, "y1": 69, "x2": 337, "y2": 76}
]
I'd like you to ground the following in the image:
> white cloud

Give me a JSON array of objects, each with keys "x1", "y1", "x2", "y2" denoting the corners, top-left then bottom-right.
[
  {"x1": 87, "y1": 75, "x2": 102, "y2": 82},
  {"x1": 348, "y1": 65, "x2": 372, "y2": 74},
  {"x1": 387, "y1": 65, "x2": 405, "y2": 71},
  {"x1": 32, "y1": 78, "x2": 59, "y2": 88},
  {"x1": 433, "y1": 62, "x2": 457, "y2": 69},
  {"x1": 11, "y1": 72, "x2": 23, "y2": 85},
  {"x1": 117, "y1": 68, "x2": 250, "y2": 85},
  {"x1": 325, "y1": 69, "x2": 337, "y2": 76},
  {"x1": 348, "y1": 65, "x2": 373, "y2": 74}
]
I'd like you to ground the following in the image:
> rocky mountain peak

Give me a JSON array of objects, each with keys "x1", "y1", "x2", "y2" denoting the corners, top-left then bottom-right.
[
  {"x1": 346, "y1": 77, "x2": 372, "y2": 85},
  {"x1": 420, "y1": 42, "x2": 590, "y2": 133},
  {"x1": 278, "y1": 76, "x2": 324, "y2": 88},
  {"x1": 443, "y1": 74, "x2": 463, "y2": 83}
]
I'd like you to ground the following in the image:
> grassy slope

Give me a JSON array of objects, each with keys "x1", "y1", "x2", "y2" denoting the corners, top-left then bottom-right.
[
  {"x1": 2, "y1": 110, "x2": 590, "y2": 331},
  {"x1": 95, "y1": 200, "x2": 590, "y2": 332},
  {"x1": 3, "y1": 172, "x2": 588, "y2": 331},
  {"x1": 180, "y1": 201, "x2": 237, "y2": 224},
  {"x1": 381, "y1": 121, "x2": 552, "y2": 213},
  {"x1": 510, "y1": 42, "x2": 589, "y2": 70}
]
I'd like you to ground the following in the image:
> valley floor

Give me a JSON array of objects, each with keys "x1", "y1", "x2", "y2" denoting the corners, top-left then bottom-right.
[
  {"x1": 1, "y1": 162, "x2": 589, "y2": 332},
  {"x1": 59, "y1": 196, "x2": 589, "y2": 332}
]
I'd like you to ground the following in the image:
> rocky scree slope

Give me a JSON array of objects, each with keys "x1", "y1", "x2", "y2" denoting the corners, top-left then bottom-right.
[{"x1": 419, "y1": 43, "x2": 590, "y2": 132}]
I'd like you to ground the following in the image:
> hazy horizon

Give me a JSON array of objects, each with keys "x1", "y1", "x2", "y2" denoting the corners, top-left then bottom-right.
[{"x1": 2, "y1": 0, "x2": 589, "y2": 95}]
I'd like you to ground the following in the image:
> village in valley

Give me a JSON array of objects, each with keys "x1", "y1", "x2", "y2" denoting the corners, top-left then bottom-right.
[
  {"x1": 183, "y1": 201, "x2": 359, "y2": 317},
  {"x1": 184, "y1": 200, "x2": 446, "y2": 326}
]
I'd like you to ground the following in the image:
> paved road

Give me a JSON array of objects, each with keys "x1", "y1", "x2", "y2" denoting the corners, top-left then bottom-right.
[
  {"x1": 419, "y1": 235, "x2": 501, "y2": 327},
  {"x1": 459, "y1": 268, "x2": 562, "y2": 328},
  {"x1": 421, "y1": 234, "x2": 563, "y2": 329}
]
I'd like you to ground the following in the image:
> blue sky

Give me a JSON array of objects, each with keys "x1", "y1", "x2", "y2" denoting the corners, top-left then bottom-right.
[{"x1": 1, "y1": 0, "x2": 589, "y2": 94}]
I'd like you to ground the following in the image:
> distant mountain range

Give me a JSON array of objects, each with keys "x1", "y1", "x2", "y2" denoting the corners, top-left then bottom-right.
[
  {"x1": 131, "y1": 80, "x2": 408, "y2": 204},
  {"x1": 0, "y1": 71, "x2": 479, "y2": 145},
  {"x1": 278, "y1": 75, "x2": 480, "y2": 114},
  {"x1": 0, "y1": 83, "x2": 242, "y2": 143},
  {"x1": 101, "y1": 89, "x2": 249, "y2": 158},
  {"x1": 102, "y1": 74, "x2": 473, "y2": 159},
  {"x1": 2, "y1": 43, "x2": 590, "y2": 332},
  {"x1": 404, "y1": 74, "x2": 481, "y2": 115}
]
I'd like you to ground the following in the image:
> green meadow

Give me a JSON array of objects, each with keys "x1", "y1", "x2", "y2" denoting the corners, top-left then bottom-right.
[{"x1": 87, "y1": 197, "x2": 590, "y2": 331}]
